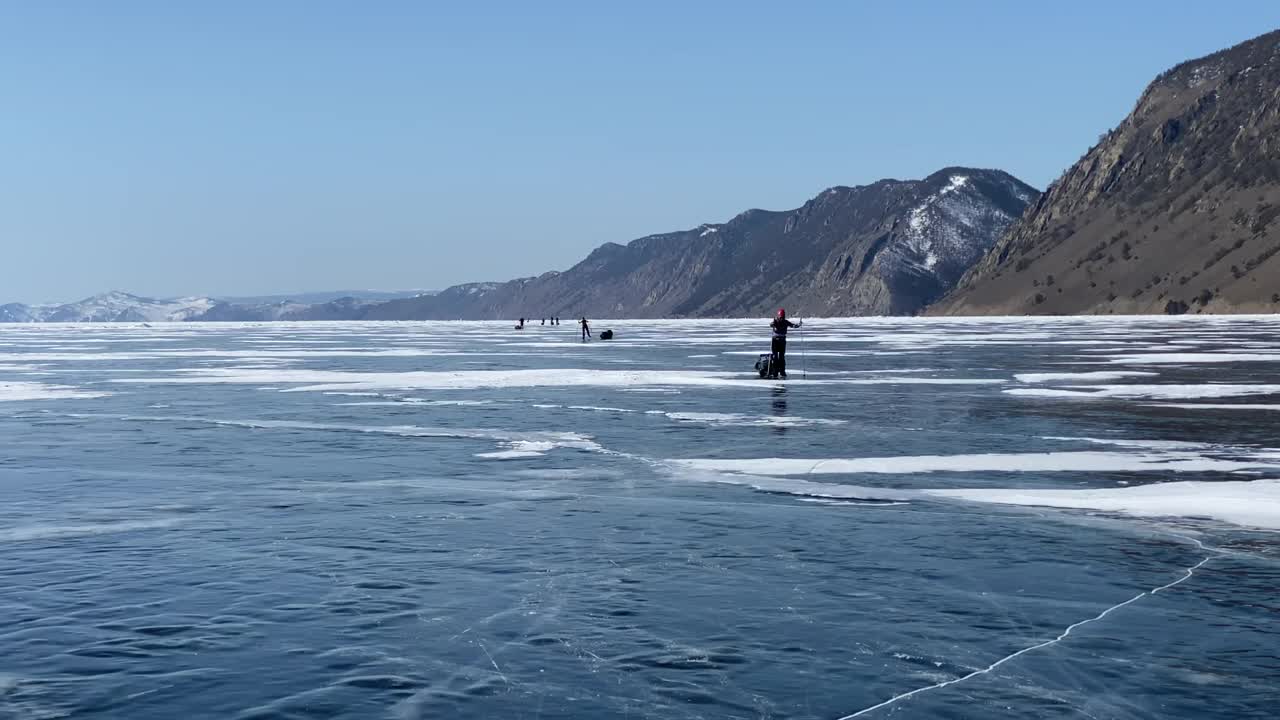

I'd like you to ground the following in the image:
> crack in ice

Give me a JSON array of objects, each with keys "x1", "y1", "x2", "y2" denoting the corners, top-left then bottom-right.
[{"x1": 833, "y1": 554, "x2": 1213, "y2": 719}]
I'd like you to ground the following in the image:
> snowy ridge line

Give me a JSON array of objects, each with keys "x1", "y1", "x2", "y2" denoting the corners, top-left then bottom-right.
[{"x1": 832, "y1": 554, "x2": 1213, "y2": 719}]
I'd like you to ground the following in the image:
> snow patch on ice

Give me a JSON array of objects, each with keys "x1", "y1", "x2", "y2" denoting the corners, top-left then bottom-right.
[
  {"x1": 663, "y1": 412, "x2": 846, "y2": 427},
  {"x1": 1014, "y1": 371, "x2": 1158, "y2": 383},
  {"x1": 477, "y1": 441, "x2": 558, "y2": 459},
  {"x1": 1150, "y1": 403, "x2": 1280, "y2": 411},
  {"x1": 671, "y1": 450, "x2": 1280, "y2": 475},
  {"x1": 0, "y1": 517, "x2": 182, "y2": 542},
  {"x1": 930, "y1": 479, "x2": 1280, "y2": 530},
  {"x1": 0, "y1": 381, "x2": 109, "y2": 402},
  {"x1": 1007, "y1": 384, "x2": 1280, "y2": 400},
  {"x1": 114, "y1": 366, "x2": 961, "y2": 392},
  {"x1": 676, "y1": 467, "x2": 914, "y2": 503},
  {"x1": 1104, "y1": 353, "x2": 1280, "y2": 365},
  {"x1": 104, "y1": 415, "x2": 604, "y2": 457}
]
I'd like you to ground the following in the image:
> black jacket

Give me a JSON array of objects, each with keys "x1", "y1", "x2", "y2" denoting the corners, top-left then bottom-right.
[{"x1": 770, "y1": 318, "x2": 799, "y2": 338}]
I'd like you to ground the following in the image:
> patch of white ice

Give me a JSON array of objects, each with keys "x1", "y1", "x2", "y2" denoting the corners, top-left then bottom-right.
[
  {"x1": 1104, "y1": 353, "x2": 1280, "y2": 365},
  {"x1": 0, "y1": 381, "x2": 109, "y2": 402},
  {"x1": 1014, "y1": 371, "x2": 1158, "y2": 383},
  {"x1": 0, "y1": 518, "x2": 182, "y2": 542},
  {"x1": 663, "y1": 412, "x2": 846, "y2": 427},
  {"x1": 671, "y1": 450, "x2": 1279, "y2": 475},
  {"x1": 1150, "y1": 403, "x2": 1280, "y2": 411},
  {"x1": 1007, "y1": 384, "x2": 1280, "y2": 400},
  {"x1": 929, "y1": 479, "x2": 1280, "y2": 530},
  {"x1": 477, "y1": 441, "x2": 558, "y2": 459}
]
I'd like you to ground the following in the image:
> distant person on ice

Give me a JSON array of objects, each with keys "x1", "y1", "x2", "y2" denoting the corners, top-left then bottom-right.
[
  {"x1": 768, "y1": 309, "x2": 801, "y2": 379},
  {"x1": 579, "y1": 317, "x2": 590, "y2": 342}
]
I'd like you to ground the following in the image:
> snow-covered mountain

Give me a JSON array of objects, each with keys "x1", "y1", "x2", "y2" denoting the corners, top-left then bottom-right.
[
  {"x1": 0, "y1": 291, "x2": 218, "y2": 323},
  {"x1": 0, "y1": 289, "x2": 441, "y2": 323},
  {"x1": 829, "y1": 169, "x2": 1038, "y2": 314}
]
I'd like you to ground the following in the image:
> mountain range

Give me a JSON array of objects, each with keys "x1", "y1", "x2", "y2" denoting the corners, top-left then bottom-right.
[
  {"x1": 0, "y1": 290, "x2": 431, "y2": 324},
  {"x1": 0, "y1": 170, "x2": 1037, "y2": 322},
  {"x1": 3, "y1": 29, "x2": 1277, "y2": 322},
  {"x1": 362, "y1": 168, "x2": 1036, "y2": 320}
]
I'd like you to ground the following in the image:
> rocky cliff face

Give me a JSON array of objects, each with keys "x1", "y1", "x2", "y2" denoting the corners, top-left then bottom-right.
[
  {"x1": 936, "y1": 29, "x2": 1280, "y2": 315},
  {"x1": 366, "y1": 168, "x2": 1036, "y2": 320}
]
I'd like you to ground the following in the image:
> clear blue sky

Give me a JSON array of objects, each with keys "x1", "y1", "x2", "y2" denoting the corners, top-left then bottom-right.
[{"x1": 2, "y1": 1, "x2": 1277, "y2": 302}]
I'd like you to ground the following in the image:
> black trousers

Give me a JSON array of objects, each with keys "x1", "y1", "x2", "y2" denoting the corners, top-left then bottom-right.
[{"x1": 770, "y1": 336, "x2": 787, "y2": 375}]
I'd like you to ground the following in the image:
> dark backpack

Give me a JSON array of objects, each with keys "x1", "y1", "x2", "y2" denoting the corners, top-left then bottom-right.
[{"x1": 754, "y1": 353, "x2": 774, "y2": 378}]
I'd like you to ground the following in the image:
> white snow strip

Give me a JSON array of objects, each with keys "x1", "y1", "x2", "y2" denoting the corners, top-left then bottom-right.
[
  {"x1": 1105, "y1": 353, "x2": 1280, "y2": 365},
  {"x1": 1014, "y1": 371, "x2": 1158, "y2": 383},
  {"x1": 99, "y1": 415, "x2": 603, "y2": 454},
  {"x1": 1042, "y1": 436, "x2": 1212, "y2": 451},
  {"x1": 1149, "y1": 403, "x2": 1280, "y2": 411},
  {"x1": 0, "y1": 518, "x2": 182, "y2": 542},
  {"x1": 671, "y1": 451, "x2": 1279, "y2": 475},
  {"x1": 838, "y1": 378, "x2": 1003, "y2": 385},
  {"x1": 0, "y1": 381, "x2": 109, "y2": 402},
  {"x1": 335, "y1": 399, "x2": 491, "y2": 407},
  {"x1": 721, "y1": 350, "x2": 862, "y2": 357},
  {"x1": 111, "y1": 367, "x2": 786, "y2": 391},
  {"x1": 930, "y1": 479, "x2": 1280, "y2": 530},
  {"x1": 677, "y1": 468, "x2": 914, "y2": 502},
  {"x1": 477, "y1": 441, "x2": 558, "y2": 459},
  {"x1": 663, "y1": 412, "x2": 846, "y2": 427},
  {"x1": 1007, "y1": 384, "x2": 1280, "y2": 400},
  {"x1": 0, "y1": 348, "x2": 536, "y2": 362}
]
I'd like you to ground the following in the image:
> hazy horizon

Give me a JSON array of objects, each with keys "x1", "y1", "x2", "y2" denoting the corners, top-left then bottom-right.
[{"x1": 3, "y1": 2, "x2": 1278, "y2": 303}]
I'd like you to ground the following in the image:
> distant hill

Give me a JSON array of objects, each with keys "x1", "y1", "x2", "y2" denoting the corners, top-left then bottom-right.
[
  {"x1": 215, "y1": 289, "x2": 434, "y2": 306},
  {"x1": 3, "y1": 171, "x2": 1040, "y2": 323},
  {"x1": 935, "y1": 28, "x2": 1280, "y2": 315},
  {"x1": 364, "y1": 168, "x2": 1036, "y2": 320},
  {"x1": 0, "y1": 291, "x2": 216, "y2": 323},
  {"x1": 0, "y1": 289, "x2": 436, "y2": 323}
]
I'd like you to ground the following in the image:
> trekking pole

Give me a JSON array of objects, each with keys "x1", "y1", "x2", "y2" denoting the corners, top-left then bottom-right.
[{"x1": 801, "y1": 322, "x2": 807, "y2": 379}]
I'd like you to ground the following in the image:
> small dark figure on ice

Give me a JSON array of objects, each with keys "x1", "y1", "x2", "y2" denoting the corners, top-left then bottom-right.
[{"x1": 579, "y1": 317, "x2": 590, "y2": 341}]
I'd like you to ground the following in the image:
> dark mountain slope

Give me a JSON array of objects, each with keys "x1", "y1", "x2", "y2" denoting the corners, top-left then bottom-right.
[
  {"x1": 366, "y1": 168, "x2": 1036, "y2": 320},
  {"x1": 936, "y1": 29, "x2": 1280, "y2": 315}
]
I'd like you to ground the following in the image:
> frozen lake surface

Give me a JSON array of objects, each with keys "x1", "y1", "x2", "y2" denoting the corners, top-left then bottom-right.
[{"x1": 1, "y1": 317, "x2": 1278, "y2": 719}]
